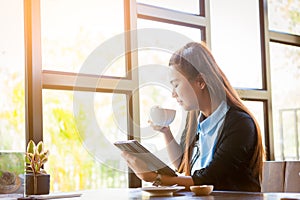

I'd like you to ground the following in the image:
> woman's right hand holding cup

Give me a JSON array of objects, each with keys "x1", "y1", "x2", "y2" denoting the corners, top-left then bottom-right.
[{"x1": 148, "y1": 120, "x2": 171, "y2": 134}]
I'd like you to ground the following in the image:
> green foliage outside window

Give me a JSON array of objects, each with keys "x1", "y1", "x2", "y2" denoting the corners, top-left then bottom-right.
[
  {"x1": 43, "y1": 92, "x2": 127, "y2": 192},
  {"x1": 0, "y1": 153, "x2": 24, "y2": 175}
]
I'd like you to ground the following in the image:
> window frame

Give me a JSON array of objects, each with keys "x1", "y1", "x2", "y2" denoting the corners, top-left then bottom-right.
[
  {"x1": 266, "y1": 0, "x2": 300, "y2": 160},
  {"x1": 264, "y1": 0, "x2": 300, "y2": 160},
  {"x1": 23, "y1": 0, "x2": 299, "y2": 188},
  {"x1": 24, "y1": 0, "x2": 211, "y2": 188}
]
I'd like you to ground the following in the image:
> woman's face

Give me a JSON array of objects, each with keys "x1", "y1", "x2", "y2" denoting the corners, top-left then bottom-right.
[{"x1": 168, "y1": 66, "x2": 199, "y2": 111}]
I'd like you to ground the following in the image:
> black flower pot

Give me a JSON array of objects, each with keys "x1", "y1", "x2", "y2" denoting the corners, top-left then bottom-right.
[{"x1": 25, "y1": 174, "x2": 50, "y2": 195}]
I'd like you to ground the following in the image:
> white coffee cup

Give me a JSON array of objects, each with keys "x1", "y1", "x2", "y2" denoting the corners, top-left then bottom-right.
[{"x1": 150, "y1": 106, "x2": 176, "y2": 127}]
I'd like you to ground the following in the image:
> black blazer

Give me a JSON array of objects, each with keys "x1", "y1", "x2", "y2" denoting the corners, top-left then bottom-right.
[{"x1": 190, "y1": 107, "x2": 260, "y2": 192}]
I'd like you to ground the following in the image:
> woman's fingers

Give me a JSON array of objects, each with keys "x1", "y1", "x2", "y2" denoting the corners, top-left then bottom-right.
[
  {"x1": 148, "y1": 120, "x2": 170, "y2": 132},
  {"x1": 121, "y1": 150, "x2": 129, "y2": 158},
  {"x1": 121, "y1": 151, "x2": 148, "y2": 173},
  {"x1": 121, "y1": 151, "x2": 158, "y2": 182}
]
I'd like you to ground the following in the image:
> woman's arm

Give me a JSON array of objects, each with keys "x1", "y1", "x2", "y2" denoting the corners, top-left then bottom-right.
[
  {"x1": 122, "y1": 151, "x2": 194, "y2": 188},
  {"x1": 161, "y1": 174, "x2": 194, "y2": 189},
  {"x1": 150, "y1": 124, "x2": 183, "y2": 169}
]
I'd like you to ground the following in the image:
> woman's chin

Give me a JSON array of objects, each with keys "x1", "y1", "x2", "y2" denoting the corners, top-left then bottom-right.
[{"x1": 182, "y1": 105, "x2": 192, "y2": 111}]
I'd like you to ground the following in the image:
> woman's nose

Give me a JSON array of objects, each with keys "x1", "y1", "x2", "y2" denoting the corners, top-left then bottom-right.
[{"x1": 172, "y1": 90, "x2": 177, "y2": 98}]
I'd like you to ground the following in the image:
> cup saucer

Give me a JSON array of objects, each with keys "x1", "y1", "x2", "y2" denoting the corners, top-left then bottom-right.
[{"x1": 141, "y1": 186, "x2": 185, "y2": 196}]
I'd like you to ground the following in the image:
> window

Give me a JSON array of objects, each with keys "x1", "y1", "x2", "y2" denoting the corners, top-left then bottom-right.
[
  {"x1": 267, "y1": 0, "x2": 300, "y2": 160},
  {"x1": 209, "y1": 0, "x2": 269, "y2": 155},
  {"x1": 25, "y1": 0, "x2": 134, "y2": 192},
  {"x1": 210, "y1": 0, "x2": 262, "y2": 89},
  {"x1": 138, "y1": 19, "x2": 202, "y2": 42},
  {"x1": 135, "y1": 1, "x2": 209, "y2": 187},
  {"x1": 268, "y1": 0, "x2": 299, "y2": 35},
  {"x1": 0, "y1": 1, "x2": 25, "y2": 193},
  {"x1": 2, "y1": 0, "x2": 298, "y2": 192},
  {"x1": 137, "y1": 0, "x2": 200, "y2": 14},
  {"x1": 41, "y1": 0, "x2": 125, "y2": 76},
  {"x1": 43, "y1": 90, "x2": 128, "y2": 190},
  {"x1": 270, "y1": 43, "x2": 300, "y2": 160},
  {"x1": 0, "y1": 1, "x2": 25, "y2": 151},
  {"x1": 243, "y1": 101, "x2": 266, "y2": 145}
]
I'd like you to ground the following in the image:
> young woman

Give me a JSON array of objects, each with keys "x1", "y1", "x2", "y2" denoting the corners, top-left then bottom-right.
[{"x1": 122, "y1": 42, "x2": 265, "y2": 192}]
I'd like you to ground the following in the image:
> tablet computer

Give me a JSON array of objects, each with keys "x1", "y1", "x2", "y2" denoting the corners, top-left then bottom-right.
[{"x1": 114, "y1": 140, "x2": 177, "y2": 177}]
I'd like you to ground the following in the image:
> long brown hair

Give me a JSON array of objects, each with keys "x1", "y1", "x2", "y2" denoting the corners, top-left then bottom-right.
[{"x1": 170, "y1": 42, "x2": 265, "y2": 181}]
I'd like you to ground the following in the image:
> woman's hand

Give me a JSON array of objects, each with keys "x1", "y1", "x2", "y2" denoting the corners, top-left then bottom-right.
[
  {"x1": 148, "y1": 120, "x2": 182, "y2": 169},
  {"x1": 148, "y1": 120, "x2": 171, "y2": 134},
  {"x1": 121, "y1": 150, "x2": 194, "y2": 188},
  {"x1": 121, "y1": 151, "x2": 157, "y2": 182}
]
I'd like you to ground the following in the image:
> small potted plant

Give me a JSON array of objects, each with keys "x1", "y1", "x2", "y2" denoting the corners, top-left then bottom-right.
[{"x1": 25, "y1": 140, "x2": 50, "y2": 195}]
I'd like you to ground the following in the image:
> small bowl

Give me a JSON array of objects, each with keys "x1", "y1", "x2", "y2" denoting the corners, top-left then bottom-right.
[{"x1": 190, "y1": 185, "x2": 214, "y2": 196}]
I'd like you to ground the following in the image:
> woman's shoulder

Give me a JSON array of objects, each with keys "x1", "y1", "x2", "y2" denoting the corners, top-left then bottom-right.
[
  {"x1": 220, "y1": 106, "x2": 257, "y2": 144},
  {"x1": 226, "y1": 106, "x2": 252, "y2": 121},
  {"x1": 224, "y1": 106, "x2": 256, "y2": 131}
]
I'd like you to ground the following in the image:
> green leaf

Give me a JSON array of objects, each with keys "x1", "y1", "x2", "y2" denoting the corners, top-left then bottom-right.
[
  {"x1": 25, "y1": 169, "x2": 33, "y2": 173},
  {"x1": 36, "y1": 141, "x2": 44, "y2": 154},
  {"x1": 27, "y1": 140, "x2": 35, "y2": 154},
  {"x1": 35, "y1": 163, "x2": 39, "y2": 172},
  {"x1": 40, "y1": 153, "x2": 45, "y2": 161},
  {"x1": 25, "y1": 158, "x2": 31, "y2": 164},
  {"x1": 25, "y1": 140, "x2": 49, "y2": 174},
  {"x1": 41, "y1": 157, "x2": 48, "y2": 165},
  {"x1": 33, "y1": 153, "x2": 40, "y2": 163},
  {"x1": 44, "y1": 149, "x2": 50, "y2": 157},
  {"x1": 25, "y1": 153, "x2": 34, "y2": 164}
]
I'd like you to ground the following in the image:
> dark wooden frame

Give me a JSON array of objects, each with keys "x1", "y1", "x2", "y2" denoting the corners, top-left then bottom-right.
[{"x1": 23, "y1": 0, "x2": 300, "y2": 188}]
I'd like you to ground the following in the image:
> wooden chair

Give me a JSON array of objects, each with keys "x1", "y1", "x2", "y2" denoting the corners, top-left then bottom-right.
[
  {"x1": 261, "y1": 161, "x2": 300, "y2": 192},
  {"x1": 284, "y1": 161, "x2": 300, "y2": 192},
  {"x1": 261, "y1": 161, "x2": 285, "y2": 192}
]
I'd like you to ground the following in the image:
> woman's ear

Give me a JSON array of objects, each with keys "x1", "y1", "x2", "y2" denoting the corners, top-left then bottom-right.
[{"x1": 195, "y1": 74, "x2": 206, "y2": 89}]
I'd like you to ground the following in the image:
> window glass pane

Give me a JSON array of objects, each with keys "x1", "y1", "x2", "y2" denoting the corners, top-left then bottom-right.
[
  {"x1": 268, "y1": 0, "x2": 300, "y2": 35},
  {"x1": 270, "y1": 43, "x2": 300, "y2": 160},
  {"x1": 243, "y1": 101, "x2": 265, "y2": 147},
  {"x1": 43, "y1": 90, "x2": 128, "y2": 192},
  {"x1": 138, "y1": 19, "x2": 202, "y2": 42},
  {"x1": 136, "y1": 21, "x2": 204, "y2": 166},
  {"x1": 138, "y1": 84, "x2": 185, "y2": 145},
  {"x1": 138, "y1": 79, "x2": 186, "y2": 187},
  {"x1": 137, "y1": 0, "x2": 200, "y2": 15},
  {"x1": 138, "y1": 50, "x2": 186, "y2": 142},
  {"x1": 138, "y1": 50, "x2": 171, "y2": 68},
  {"x1": 138, "y1": 50, "x2": 186, "y2": 186},
  {"x1": 0, "y1": 0, "x2": 25, "y2": 151},
  {"x1": 210, "y1": 0, "x2": 262, "y2": 88},
  {"x1": 41, "y1": 0, "x2": 126, "y2": 77}
]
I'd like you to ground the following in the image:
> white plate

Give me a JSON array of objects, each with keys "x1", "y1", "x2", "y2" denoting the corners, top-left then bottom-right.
[{"x1": 141, "y1": 186, "x2": 185, "y2": 196}]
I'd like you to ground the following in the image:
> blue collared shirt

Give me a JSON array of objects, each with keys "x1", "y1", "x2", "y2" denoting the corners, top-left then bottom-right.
[{"x1": 191, "y1": 101, "x2": 229, "y2": 174}]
